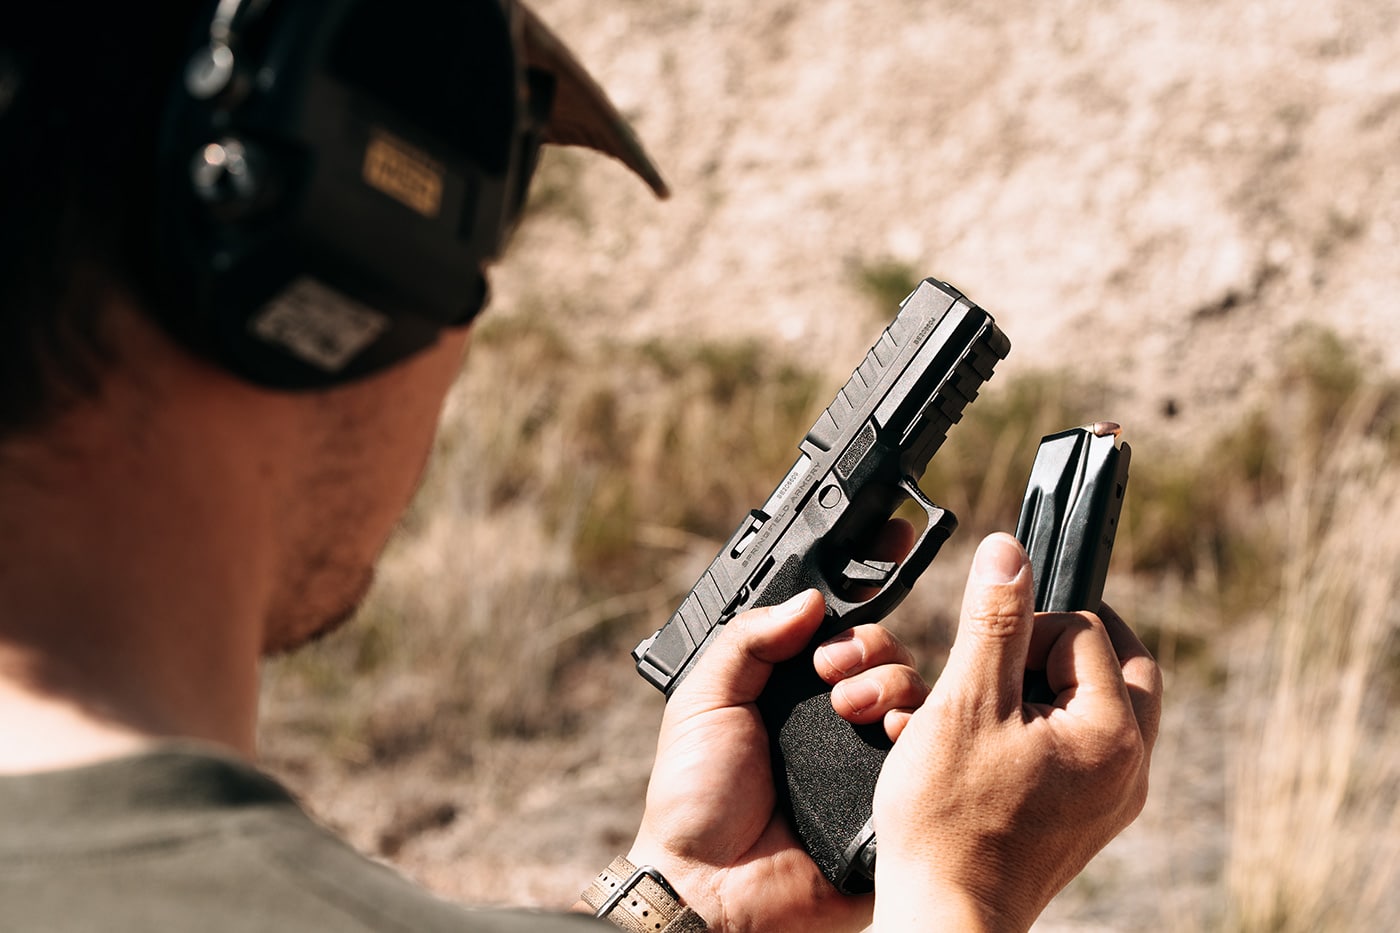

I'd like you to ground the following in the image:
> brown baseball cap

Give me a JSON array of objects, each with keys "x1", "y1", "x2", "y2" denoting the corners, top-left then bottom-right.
[{"x1": 517, "y1": 2, "x2": 670, "y2": 199}]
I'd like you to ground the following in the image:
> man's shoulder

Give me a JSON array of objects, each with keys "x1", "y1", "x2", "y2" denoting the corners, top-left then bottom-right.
[
  {"x1": 0, "y1": 744, "x2": 603, "y2": 933},
  {"x1": 242, "y1": 779, "x2": 602, "y2": 933}
]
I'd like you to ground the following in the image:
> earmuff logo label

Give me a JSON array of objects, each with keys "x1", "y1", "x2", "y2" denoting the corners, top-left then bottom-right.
[
  {"x1": 250, "y1": 277, "x2": 390, "y2": 372},
  {"x1": 363, "y1": 130, "x2": 444, "y2": 219}
]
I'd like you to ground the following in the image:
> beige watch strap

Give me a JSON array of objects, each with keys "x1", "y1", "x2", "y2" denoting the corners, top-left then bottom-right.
[{"x1": 581, "y1": 856, "x2": 708, "y2": 933}]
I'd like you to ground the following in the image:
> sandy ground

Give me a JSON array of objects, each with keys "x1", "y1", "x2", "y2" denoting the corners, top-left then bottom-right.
[{"x1": 261, "y1": 1, "x2": 1400, "y2": 929}]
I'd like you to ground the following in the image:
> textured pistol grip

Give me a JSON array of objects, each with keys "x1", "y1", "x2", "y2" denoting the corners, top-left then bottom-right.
[{"x1": 757, "y1": 644, "x2": 888, "y2": 895}]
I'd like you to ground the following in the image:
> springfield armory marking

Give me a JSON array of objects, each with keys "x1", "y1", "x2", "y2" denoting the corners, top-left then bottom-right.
[{"x1": 632, "y1": 278, "x2": 1010, "y2": 894}]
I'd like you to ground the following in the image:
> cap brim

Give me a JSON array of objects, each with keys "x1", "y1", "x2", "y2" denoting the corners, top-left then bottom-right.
[{"x1": 517, "y1": 3, "x2": 669, "y2": 199}]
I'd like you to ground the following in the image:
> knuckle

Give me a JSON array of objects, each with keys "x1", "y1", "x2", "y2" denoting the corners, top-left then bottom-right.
[
  {"x1": 897, "y1": 664, "x2": 932, "y2": 699},
  {"x1": 1075, "y1": 716, "x2": 1145, "y2": 782},
  {"x1": 1100, "y1": 729, "x2": 1147, "y2": 789},
  {"x1": 1106, "y1": 709, "x2": 1144, "y2": 754},
  {"x1": 1128, "y1": 771, "x2": 1151, "y2": 818},
  {"x1": 855, "y1": 624, "x2": 909, "y2": 663},
  {"x1": 924, "y1": 686, "x2": 991, "y2": 736},
  {"x1": 870, "y1": 665, "x2": 929, "y2": 709},
  {"x1": 1145, "y1": 660, "x2": 1166, "y2": 700},
  {"x1": 966, "y1": 594, "x2": 1029, "y2": 640}
]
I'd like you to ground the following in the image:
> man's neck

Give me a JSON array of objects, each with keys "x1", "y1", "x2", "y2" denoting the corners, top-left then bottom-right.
[
  {"x1": 0, "y1": 313, "x2": 282, "y2": 772},
  {"x1": 0, "y1": 457, "x2": 268, "y2": 770}
]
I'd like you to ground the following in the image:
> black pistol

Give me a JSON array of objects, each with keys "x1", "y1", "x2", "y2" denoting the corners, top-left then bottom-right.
[{"x1": 631, "y1": 278, "x2": 1010, "y2": 893}]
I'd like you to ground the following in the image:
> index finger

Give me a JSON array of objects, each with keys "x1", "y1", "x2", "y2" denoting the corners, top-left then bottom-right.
[{"x1": 1038, "y1": 612, "x2": 1135, "y2": 720}]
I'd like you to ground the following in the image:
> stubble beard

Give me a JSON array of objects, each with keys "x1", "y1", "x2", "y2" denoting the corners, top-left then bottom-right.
[
  {"x1": 258, "y1": 334, "x2": 460, "y2": 658},
  {"x1": 261, "y1": 544, "x2": 380, "y2": 656},
  {"x1": 262, "y1": 563, "x2": 377, "y2": 655}
]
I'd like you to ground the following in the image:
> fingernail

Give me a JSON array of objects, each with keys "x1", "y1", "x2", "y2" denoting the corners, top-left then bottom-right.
[
  {"x1": 885, "y1": 709, "x2": 914, "y2": 739},
  {"x1": 818, "y1": 634, "x2": 864, "y2": 675},
  {"x1": 836, "y1": 678, "x2": 880, "y2": 713},
  {"x1": 972, "y1": 535, "x2": 1025, "y2": 584}
]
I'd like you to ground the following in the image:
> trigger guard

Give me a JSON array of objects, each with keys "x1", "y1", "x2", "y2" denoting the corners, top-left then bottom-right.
[
  {"x1": 894, "y1": 475, "x2": 958, "y2": 584},
  {"x1": 821, "y1": 477, "x2": 957, "y2": 627}
]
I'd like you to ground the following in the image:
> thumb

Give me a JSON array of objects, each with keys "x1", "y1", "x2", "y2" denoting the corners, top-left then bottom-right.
[
  {"x1": 669, "y1": 589, "x2": 827, "y2": 713},
  {"x1": 937, "y1": 533, "x2": 1035, "y2": 719}
]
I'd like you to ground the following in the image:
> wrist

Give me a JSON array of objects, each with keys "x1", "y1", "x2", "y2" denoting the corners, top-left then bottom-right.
[
  {"x1": 872, "y1": 873, "x2": 1028, "y2": 933},
  {"x1": 872, "y1": 899, "x2": 1009, "y2": 933},
  {"x1": 624, "y1": 839, "x2": 721, "y2": 928},
  {"x1": 583, "y1": 853, "x2": 712, "y2": 932}
]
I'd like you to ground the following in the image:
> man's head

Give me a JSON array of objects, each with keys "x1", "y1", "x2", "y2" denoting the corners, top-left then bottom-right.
[
  {"x1": 0, "y1": 2, "x2": 665, "y2": 666},
  {"x1": 0, "y1": 0, "x2": 664, "y2": 434}
]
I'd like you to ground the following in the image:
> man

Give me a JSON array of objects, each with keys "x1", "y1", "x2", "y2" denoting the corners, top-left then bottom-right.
[{"x1": 0, "y1": 2, "x2": 1161, "y2": 931}]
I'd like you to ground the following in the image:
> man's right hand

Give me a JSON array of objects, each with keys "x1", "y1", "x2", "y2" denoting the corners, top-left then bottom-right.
[
  {"x1": 872, "y1": 532, "x2": 1163, "y2": 932},
  {"x1": 623, "y1": 587, "x2": 927, "y2": 932}
]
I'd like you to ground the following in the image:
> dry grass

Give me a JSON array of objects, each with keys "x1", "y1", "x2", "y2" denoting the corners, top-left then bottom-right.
[
  {"x1": 1096, "y1": 338, "x2": 1400, "y2": 932},
  {"x1": 1222, "y1": 395, "x2": 1400, "y2": 932}
]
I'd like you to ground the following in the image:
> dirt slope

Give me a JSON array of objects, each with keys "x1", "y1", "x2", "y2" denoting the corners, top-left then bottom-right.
[{"x1": 499, "y1": 0, "x2": 1400, "y2": 435}]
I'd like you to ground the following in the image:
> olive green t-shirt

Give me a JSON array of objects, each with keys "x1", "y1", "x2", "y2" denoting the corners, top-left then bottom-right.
[{"x1": 0, "y1": 745, "x2": 604, "y2": 932}]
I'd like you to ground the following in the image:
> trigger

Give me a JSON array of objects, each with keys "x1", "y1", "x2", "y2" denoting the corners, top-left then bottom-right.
[{"x1": 841, "y1": 558, "x2": 897, "y2": 587}]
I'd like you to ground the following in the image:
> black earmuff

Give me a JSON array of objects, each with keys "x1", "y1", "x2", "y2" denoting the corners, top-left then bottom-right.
[{"x1": 158, "y1": 0, "x2": 545, "y2": 388}]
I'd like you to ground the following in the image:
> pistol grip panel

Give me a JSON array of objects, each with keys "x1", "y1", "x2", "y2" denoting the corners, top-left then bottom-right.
[
  {"x1": 750, "y1": 557, "x2": 884, "y2": 894},
  {"x1": 744, "y1": 498, "x2": 954, "y2": 893},
  {"x1": 758, "y1": 645, "x2": 887, "y2": 895}
]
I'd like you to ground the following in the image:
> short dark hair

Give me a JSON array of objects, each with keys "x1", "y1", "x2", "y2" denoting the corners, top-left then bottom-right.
[{"x1": 0, "y1": 8, "x2": 198, "y2": 434}]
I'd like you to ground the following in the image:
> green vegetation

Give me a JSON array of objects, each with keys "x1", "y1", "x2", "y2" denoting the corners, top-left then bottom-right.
[{"x1": 851, "y1": 257, "x2": 922, "y2": 317}]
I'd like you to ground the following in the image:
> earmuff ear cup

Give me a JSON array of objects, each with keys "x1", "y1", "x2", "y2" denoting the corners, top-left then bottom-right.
[{"x1": 155, "y1": 0, "x2": 530, "y2": 389}]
